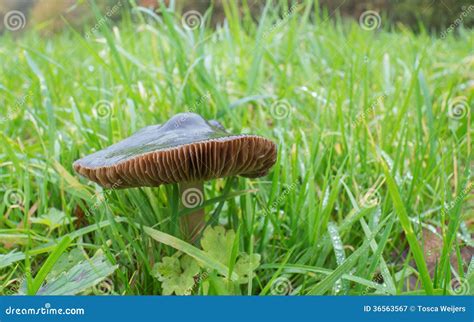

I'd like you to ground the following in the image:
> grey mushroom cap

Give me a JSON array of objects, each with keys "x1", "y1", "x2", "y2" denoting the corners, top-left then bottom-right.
[{"x1": 73, "y1": 113, "x2": 277, "y2": 188}]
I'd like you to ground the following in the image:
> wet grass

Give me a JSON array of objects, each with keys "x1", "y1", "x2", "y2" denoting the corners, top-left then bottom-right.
[{"x1": 0, "y1": 1, "x2": 473, "y2": 295}]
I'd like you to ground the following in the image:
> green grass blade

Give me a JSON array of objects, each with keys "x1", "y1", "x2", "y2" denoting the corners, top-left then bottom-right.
[
  {"x1": 308, "y1": 215, "x2": 391, "y2": 295},
  {"x1": 381, "y1": 160, "x2": 434, "y2": 294},
  {"x1": 28, "y1": 236, "x2": 72, "y2": 295}
]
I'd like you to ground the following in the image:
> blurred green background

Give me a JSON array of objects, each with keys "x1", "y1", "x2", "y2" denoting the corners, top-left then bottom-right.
[{"x1": 1, "y1": 0, "x2": 473, "y2": 35}]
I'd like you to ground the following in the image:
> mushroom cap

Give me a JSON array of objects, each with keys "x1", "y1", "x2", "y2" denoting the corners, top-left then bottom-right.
[{"x1": 73, "y1": 113, "x2": 277, "y2": 188}]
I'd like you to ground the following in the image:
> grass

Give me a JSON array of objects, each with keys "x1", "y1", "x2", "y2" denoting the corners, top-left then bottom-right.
[{"x1": 0, "y1": 1, "x2": 473, "y2": 296}]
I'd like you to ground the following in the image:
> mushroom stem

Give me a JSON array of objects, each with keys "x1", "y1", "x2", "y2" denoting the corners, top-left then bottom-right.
[{"x1": 179, "y1": 181, "x2": 205, "y2": 242}]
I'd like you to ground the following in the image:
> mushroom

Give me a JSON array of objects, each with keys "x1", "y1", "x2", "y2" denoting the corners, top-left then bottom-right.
[{"x1": 73, "y1": 113, "x2": 277, "y2": 241}]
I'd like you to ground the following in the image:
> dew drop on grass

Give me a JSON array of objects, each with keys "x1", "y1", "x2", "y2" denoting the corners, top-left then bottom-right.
[
  {"x1": 137, "y1": 81, "x2": 146, "y2": 99},
  {"x1": 328, "y1": 222, "x2": 347, "y2": 294},
  {"x1": 328, "y1": 223, "x2": 346, "y2": 265},
  {"x1": 459, "y1": 221, "x2": 471, "y2": 242},
  {"x1": 322, "y1": 187, "x2": 330, "y2": 210},
  {"x1": 372, "y1": 206, "x2": 381, "y2": 229},
  {"x1": 404, "y1": 171, "x2": 413, "y2": 182}
]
